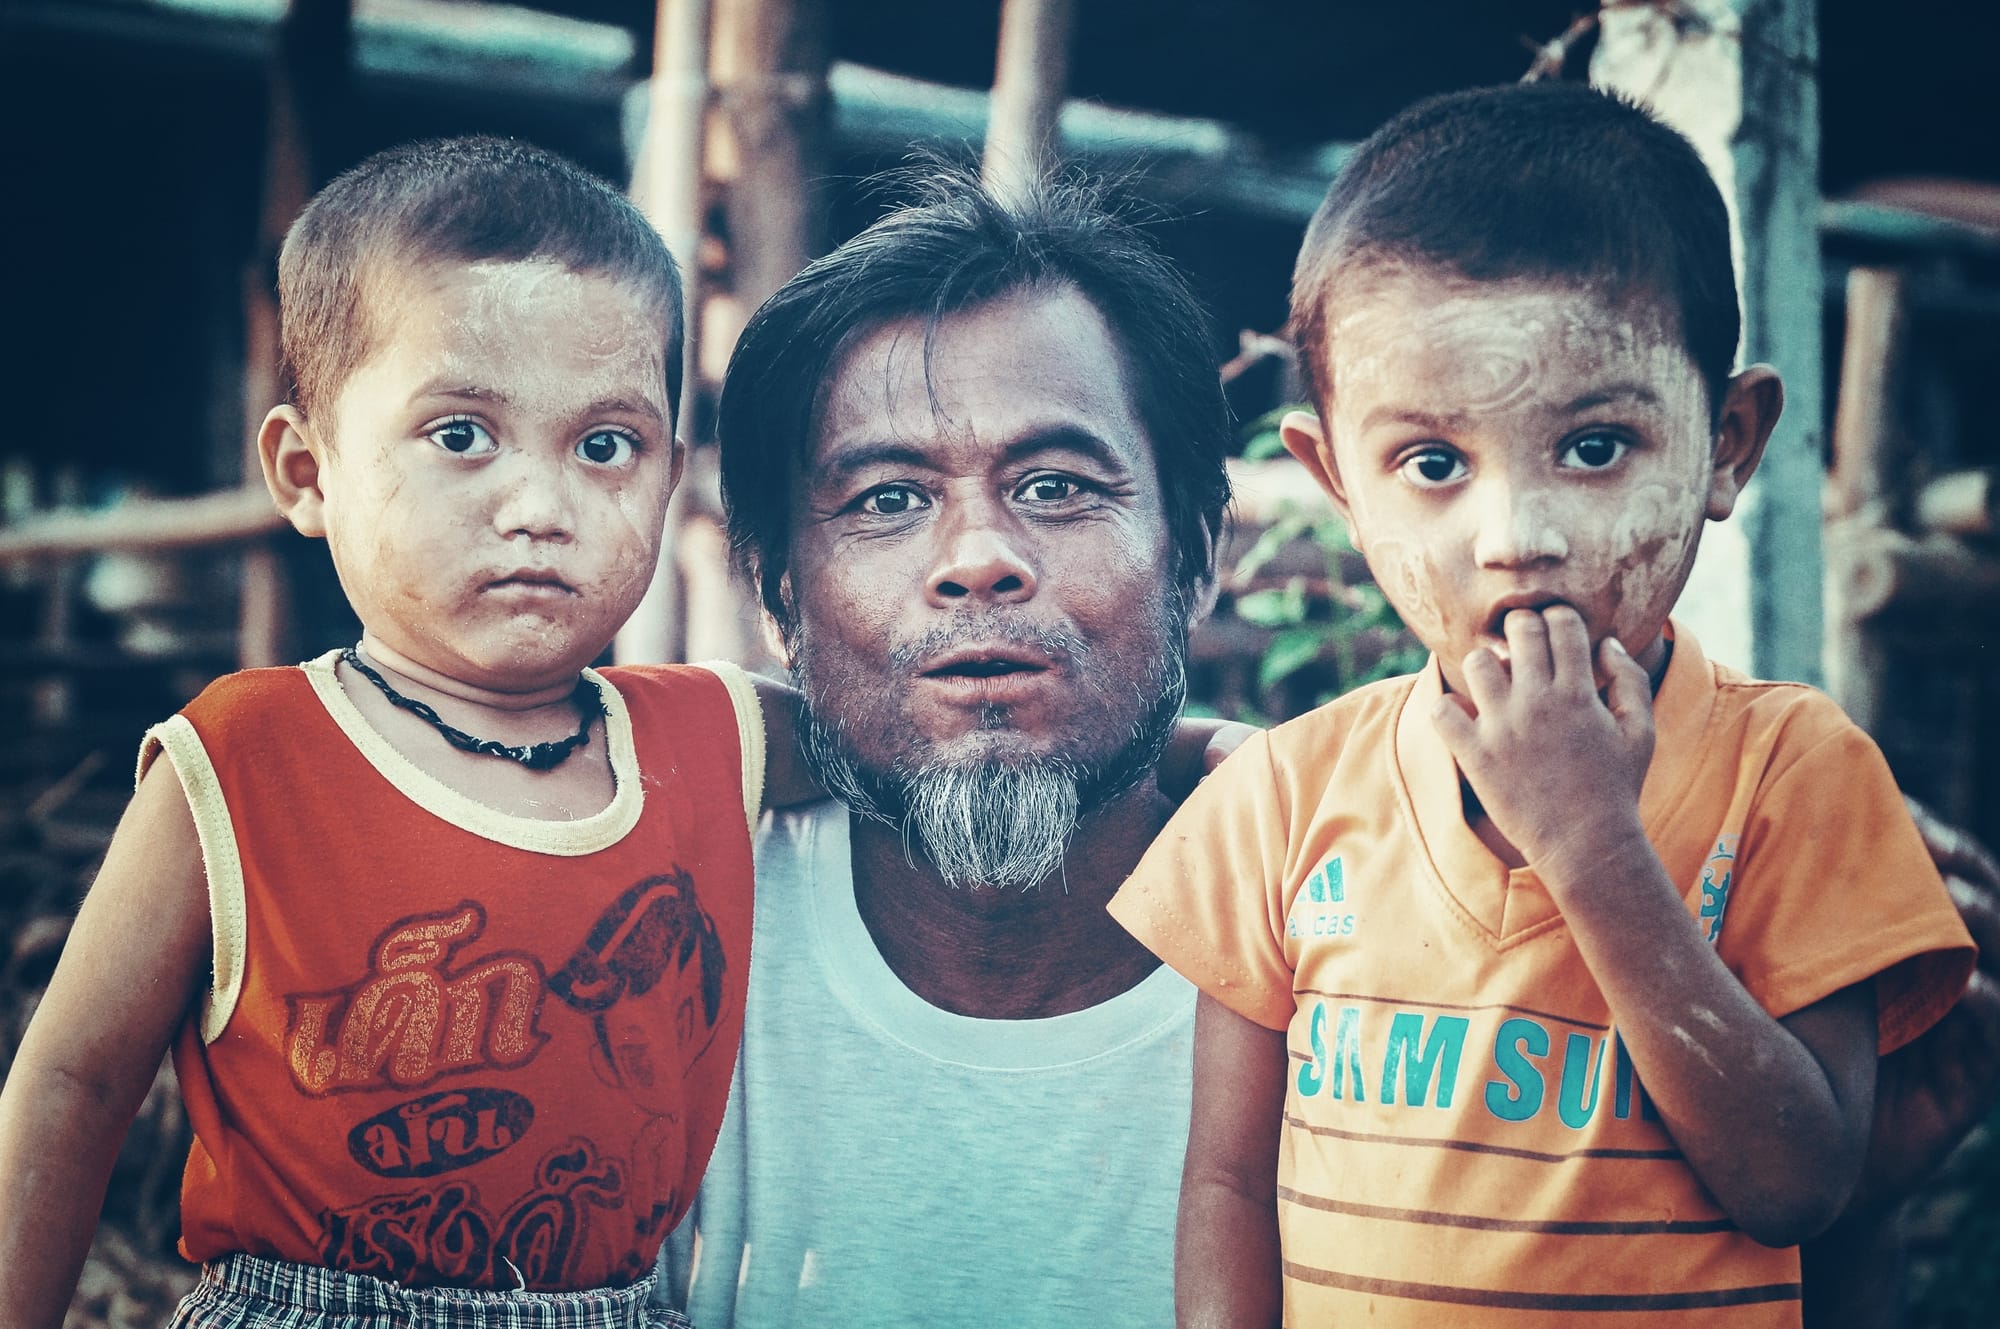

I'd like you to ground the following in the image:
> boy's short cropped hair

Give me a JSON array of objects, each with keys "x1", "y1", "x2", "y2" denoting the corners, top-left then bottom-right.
[
  {"x1": 1290, "y1": 83, "x2": 1738, "y2": 420},
  {"x1": 278, "y1": 136, "x2": 684, "y2": 425}
]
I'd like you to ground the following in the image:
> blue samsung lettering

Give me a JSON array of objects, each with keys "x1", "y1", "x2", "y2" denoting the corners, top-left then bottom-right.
[{"x1": 1485, "y1": 1017, "x2": 1549, "y2": 1122}]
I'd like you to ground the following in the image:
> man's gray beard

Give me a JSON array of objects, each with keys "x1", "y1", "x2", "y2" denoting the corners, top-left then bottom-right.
[{"x1": 790, "y1": 594, "x2": 1189, "y2": 891}]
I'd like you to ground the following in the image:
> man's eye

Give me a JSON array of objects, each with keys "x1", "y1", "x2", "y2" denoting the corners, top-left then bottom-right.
[
  {"x1": 1018, "y1": 475, "x2": 1080, "y2": 503},
  {"x1": 860, "y1": 485, "x2": 927, "y2": 516},
  {"x1": 577, "y1": 430, "x2": 639, "y2": 466},
  {"x1": 1398, "y1": 448, "x2": 1466, "y2": 487},
  {"x1": 428, "y1": 419, "x2": 496, "y2": 456},
  {"x1": 1561, "y1": 432, "x2": 1630, "y2": 470}
]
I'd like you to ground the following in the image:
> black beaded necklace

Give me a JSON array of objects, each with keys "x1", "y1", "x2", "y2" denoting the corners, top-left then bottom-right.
[{"x1": 341, "y1": 647, "x2": 606, "y2": 771}]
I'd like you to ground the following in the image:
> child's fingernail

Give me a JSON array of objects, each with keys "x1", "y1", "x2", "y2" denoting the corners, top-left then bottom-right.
[{"x1": 1606, "y1": 638, "x2": 1628, "y2": 656}]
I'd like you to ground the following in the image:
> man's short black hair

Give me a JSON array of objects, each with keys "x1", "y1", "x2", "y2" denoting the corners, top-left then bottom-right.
[
  {"x1": 279, "y1": 135, "x2": 684, "y2": 426},
  {"x1": 1290, "y1": 82, "x2": 1739, "y2": 421},
  {"x1": 717, "y1": 168, "x2": 1233, "y2": 628}
]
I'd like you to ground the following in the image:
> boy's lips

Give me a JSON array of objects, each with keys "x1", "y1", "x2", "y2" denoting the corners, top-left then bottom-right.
[
  {"x1": 1480, "y1": 595, "x2": 1571, "y2": 637},
  {"x1": 486, "y1": 570, "x2": 576, "y2": 596}
]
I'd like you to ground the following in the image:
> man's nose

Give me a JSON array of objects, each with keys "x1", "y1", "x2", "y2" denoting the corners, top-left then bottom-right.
[
  {"x1": 491, "y1": 454, "x2": 577, "y2": 542},
  {"x1": 1472, "y1": 485, "x2": 1569, "y2": 569},
  {"x1": 927, "y1": 501, "x2": 1037, "y2": 605}
]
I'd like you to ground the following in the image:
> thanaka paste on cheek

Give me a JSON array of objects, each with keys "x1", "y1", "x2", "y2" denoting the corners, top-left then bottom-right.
[{"x1": 1321, "y1": 270, "x2": 1723, "y2": 675}]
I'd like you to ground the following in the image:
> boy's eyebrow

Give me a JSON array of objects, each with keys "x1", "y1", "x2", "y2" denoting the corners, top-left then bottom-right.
[
  {"x1": 414, "y1": 381, "x2": 665, "y2": 425},
  {"x1": 1358, "y1": 406, "x2": 1478, "y2": 435},
  {"x1": 1565, "y1": 384, "x2": 1664, "y2": 413}
]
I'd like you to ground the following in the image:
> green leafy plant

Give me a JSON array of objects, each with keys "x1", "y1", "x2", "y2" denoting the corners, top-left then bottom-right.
[{"x1": 1223, "y1": 410, "x2": 1427, "y2": 722}]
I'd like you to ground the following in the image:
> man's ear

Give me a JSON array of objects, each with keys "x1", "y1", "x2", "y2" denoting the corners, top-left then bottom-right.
[
  {"x1": 1278, "y1": 409, "x2": 1361, "y2": 551},
  {"x1": 1707, "y1": 365, "x2": 1784, "y2": 521},
  {"x1": 258, "y1": 405, "x2": 329, "y2": 538}
]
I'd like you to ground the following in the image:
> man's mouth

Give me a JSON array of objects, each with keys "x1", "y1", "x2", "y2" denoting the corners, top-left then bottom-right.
[{"x1": 920, "y1": 649, "x2": 1050, "y2": 680}]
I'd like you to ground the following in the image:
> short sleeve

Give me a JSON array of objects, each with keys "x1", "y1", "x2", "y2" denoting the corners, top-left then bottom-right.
[
  {"x1": 1718, "y1": 716, "x2": 1974, "y2": 1054},
  {"x1": 1108, "y1": 731, "x2": 1297, "y2": 1031}
]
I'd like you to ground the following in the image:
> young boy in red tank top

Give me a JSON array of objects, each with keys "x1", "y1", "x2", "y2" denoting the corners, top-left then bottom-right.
[{"x1": 0, "y1": 137, "x2": 816, "y2": 1328}]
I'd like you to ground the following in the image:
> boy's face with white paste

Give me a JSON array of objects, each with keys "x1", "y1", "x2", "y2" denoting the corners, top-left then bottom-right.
[
  {"x1": 262, "y1": 257, "x2": 681, "y2": 693},
  {"x1": 1282, "y1": 264, "x2": 1780, "y2": 696}
]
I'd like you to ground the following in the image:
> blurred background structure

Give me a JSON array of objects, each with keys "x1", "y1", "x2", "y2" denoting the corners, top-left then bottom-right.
[{"x1": 2, "y1": 1, "x2": 1998, "y2": 1323}]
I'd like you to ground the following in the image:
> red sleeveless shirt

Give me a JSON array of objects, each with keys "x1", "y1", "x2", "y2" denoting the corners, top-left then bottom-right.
[{"x1": 145, "y1": 655, "x2": 757, "y2": 1291}]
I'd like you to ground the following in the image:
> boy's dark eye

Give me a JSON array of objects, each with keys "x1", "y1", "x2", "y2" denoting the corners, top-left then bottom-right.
[
  {"x1": 860, "y1": 485, "x2": 927, "y2": 516},
  {"x1": 428, "y1": 419, "x2": 496, "y2": 456},
  {"x1": 576, "y1": 430, "x2": 638, "y2": 466},
  {"x1": 1562, "y1": 432, "x2": 1630, "y2": 470},
  {"x1": 1399, "y1": 447, "x2": 1466, "y2": 487}
]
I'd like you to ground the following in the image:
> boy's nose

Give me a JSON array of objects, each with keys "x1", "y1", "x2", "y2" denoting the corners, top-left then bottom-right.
[
  {"x1": 491, "y1": 459, "x2": 577, "y2": 541},
  {"x1": 1473, "y1": 490, "x2": 1570, "y2": 568}
]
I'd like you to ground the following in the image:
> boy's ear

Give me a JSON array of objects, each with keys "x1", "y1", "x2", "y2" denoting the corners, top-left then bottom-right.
[
  {"x1": 258, "y1": 405, "x2": 329, "y2": 538},
  {"x1": 1707, "y1": 365, "x2": 1784, "y2": 521},
  {"x1": 665, "y1": 434, "x2": 688, "y2": 503},
  {"x1": 1278, "y1": 410, "x2": 1362, "y2": 550}
]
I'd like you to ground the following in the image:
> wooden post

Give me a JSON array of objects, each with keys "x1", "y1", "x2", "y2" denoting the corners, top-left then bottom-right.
[
  {"x1": 1827, "y1": 267, "x2": 1910, "y2": 521},
  {"x1": 618, "y1": 0, "x2": 713, "y2": 666},
  {"x1": 237, "y1": 0, "x2": 352, "y2": 668},
  {"x1": 662, "y1": 0, "x2": 824, "y2": 671},
  {"x1": 984, "y1": 0, "x2": 1075, "y2": 200},
  {"x1": 1592, "y1": 0, "x2": 1823, "y2": 685},
  {"x1": 712, "y1": 0, "x2": 824, "y2": 315}
]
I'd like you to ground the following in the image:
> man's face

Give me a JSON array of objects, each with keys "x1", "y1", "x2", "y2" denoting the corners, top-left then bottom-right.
[
  {"x1": 783, "y1": 283, "x2": 1187, "y2": 884},
  {"x1": 309, "y1": 258, "x2": 678, "y2": 692},
  {"x1": 1289, "y1": 266, "x2": 1733, "y2": 694}
]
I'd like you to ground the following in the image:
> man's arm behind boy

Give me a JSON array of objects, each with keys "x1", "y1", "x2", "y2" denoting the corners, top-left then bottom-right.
[{"x1": 1802, "y1": 798, "x2": 2000, "y2": 1329}]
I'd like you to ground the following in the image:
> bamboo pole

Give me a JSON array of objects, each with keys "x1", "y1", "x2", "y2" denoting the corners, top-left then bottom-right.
[
  {"x1": 1828, "y1": 266, "x2": 1911, "y2": 521},
  {"x1": 235, "y1": 0, "x2": 351, "y2": 668},
  {"x1": 712, "y1": 0, "x2": 825, "y2": 314},
  {"x1": 0, "y1": 490, "x2": 285, "y2": 563},
  {"x1": 618, "y1": 0, "x2": 713, "y2": 666},
  {"x1": 1915, "y1": 469, "x2": 1996, "y2": 537},
  {"x1": 984, "y1": 0, "x2": 1075, "y2": 200}
]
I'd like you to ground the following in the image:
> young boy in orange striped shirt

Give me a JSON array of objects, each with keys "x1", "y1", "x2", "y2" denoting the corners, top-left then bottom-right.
[{"x1": 1110, "y1": 84, "x2": 1975, "y2": 1326}]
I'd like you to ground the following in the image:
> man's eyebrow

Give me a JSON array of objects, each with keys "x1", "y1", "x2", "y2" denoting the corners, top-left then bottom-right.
[
  {"x1": 998, "y1": 425, "x2": 1132, "y2": 472},
  {"x1": 813, "y1": 426, "x2": 1134, "y2": 481},
  {"x1": 1565, "y1": 383, "x2": 1664, "y2": 413}
]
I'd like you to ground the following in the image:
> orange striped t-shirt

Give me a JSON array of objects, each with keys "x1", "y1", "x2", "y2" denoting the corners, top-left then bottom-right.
[{"x1": 1110, "y1": 625, "x2": 1974, "y2": 1326}]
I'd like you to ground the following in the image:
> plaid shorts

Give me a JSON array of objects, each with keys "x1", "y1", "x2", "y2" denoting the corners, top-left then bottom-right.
[{"x1": 166, "y1": 1254, "x2": 694, "y2": 1329}]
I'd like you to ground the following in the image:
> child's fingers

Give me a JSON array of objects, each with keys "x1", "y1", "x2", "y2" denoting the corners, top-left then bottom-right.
[
  {"x1": 1543, "y1": 605, "x2": 1593, "y2": 691},
  {"x1": 1430, "y1": 691, "x2": 1480, "y2": 758},
  {"x1": 1598, "y1": 638, "x2": 1654, "y2": 740},
  {"x1": 1459, "y1": 645, "x2": 1509, "y2": 714},
  {"x1": 1502, "y1": 609, "x2": 1552, "y2": 690}
]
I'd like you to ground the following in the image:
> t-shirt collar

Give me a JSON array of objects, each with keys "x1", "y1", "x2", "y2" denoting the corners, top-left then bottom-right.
[{"x1": 1388, "y1": 620, "x2": 1718, "y2": 943}]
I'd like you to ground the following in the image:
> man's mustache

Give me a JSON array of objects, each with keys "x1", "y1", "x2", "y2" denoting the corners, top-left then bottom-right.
[{"x1": 886, "y1": 616, "x2": 1088, "y2": 671}]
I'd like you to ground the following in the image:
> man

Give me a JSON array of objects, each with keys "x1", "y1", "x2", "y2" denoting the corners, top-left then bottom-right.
[
  {"x1": 659, "y1": 172, "x2": 1228, "y2": 1328},
  {"x1": 661, "y1": 170, "x2": 2000, "y2": 1328}
]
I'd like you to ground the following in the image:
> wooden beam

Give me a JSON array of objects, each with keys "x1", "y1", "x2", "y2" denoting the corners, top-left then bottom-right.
[
  {"x1": 617, "y1": 0, "x2": 712, "y2": 667},
  {"x1": 1828, "y1": 267, "x2": 1911, "y2": 521},
  {"x1": 1592, "y1": 0, "x2": 1823, "y2": 685},
  {"x1": 0, "y1": 489, "x2": 284, "y2": 563},
  {"x1": 984, "y1": 0, "x2": 1074, "y2": 199}
]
